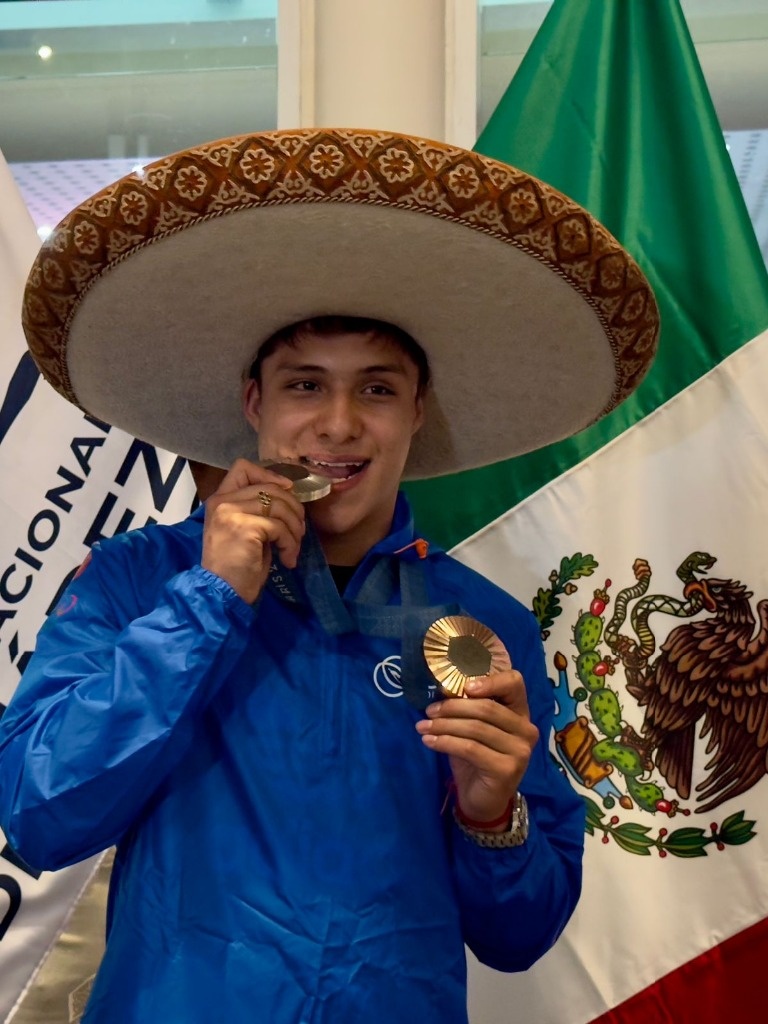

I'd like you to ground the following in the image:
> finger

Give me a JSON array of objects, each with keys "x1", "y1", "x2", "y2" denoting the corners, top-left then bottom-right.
[
  {"x1": 213, "y1": 458, "x2": 296, "y2": 497},
  {"x1": 426, "y1": 692, "x2": 537, "y2": 737},
  {"x1": 212, "y1": 482, "x2": 304, "y2": 510},
  {"x1": 463, "y1": 668, "x2": 531, "y2": 718},
  {"x1": 415, "y1": 715, "x2": 522, "y2": 756},
  {"x1": 257, "y1": 517, "x2": 302, "y2": 570},
  {"x1": 417, "y1": 729, "x2": 530, "y2": 779},
  {"x1": 212, "y1": 492, "x2": 305, "y2": 543},
  {"x1": 267, "y1": 510, "x2": 306, "y2": 569},
  {"x1": 210, "y1": 500, "x2": 305, "y2": 565},
  {"x1": 227, "y1": 507, "x2": 303, "y2": 570}
]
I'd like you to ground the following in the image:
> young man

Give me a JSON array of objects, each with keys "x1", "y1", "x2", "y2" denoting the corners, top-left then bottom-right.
[{"x1": 1, "y1": 129, "x2": 659, "y2": 1022}]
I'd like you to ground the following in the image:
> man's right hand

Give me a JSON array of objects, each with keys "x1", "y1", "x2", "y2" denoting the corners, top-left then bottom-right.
[{"x1": 202, "y1": 459, "x2": 306, "y2": 604}]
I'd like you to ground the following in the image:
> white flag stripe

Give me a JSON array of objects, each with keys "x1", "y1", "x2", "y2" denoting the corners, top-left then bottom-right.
[
  {"x1": 456, "y1": 328, "x2": 768, "y2": 598},
  {"x1": 458, "y1": 328, "x2": 768, "y2": 1024}
]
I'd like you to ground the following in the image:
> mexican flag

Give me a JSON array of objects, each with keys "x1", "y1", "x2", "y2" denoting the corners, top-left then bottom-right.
[{"x1": 406, "y1": 1, "x2": 768, "y2": 1021}]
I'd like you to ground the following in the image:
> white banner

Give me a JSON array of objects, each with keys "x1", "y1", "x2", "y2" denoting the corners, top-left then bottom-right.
[{"x1": 0, "y1": 153, "x2": 195, "y2": 1021}]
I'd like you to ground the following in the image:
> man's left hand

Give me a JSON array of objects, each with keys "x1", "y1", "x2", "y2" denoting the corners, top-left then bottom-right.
[{"x1": 415, "y1": 669, "x2": 539, "y2": 830}]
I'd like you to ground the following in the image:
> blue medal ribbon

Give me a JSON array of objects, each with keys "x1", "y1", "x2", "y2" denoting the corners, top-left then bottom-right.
[{"x1": 266, "y1": 522, "x2": 460, "y2": 708}]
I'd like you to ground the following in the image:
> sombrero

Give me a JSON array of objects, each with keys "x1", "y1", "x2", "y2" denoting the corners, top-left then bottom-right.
[{"x1": 22, "y1": 128, "x2": 659, "y2": 480}]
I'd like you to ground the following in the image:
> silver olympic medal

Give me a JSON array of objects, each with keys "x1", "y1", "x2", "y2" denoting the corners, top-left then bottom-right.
[{"x1": 260, "y1": 461, "x2": 333, "y2": 503}]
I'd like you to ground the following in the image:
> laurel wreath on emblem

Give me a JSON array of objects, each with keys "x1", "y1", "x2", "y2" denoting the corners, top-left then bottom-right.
[{"x1": 533, "y1": 552, "x2": 760, "y2": 858}]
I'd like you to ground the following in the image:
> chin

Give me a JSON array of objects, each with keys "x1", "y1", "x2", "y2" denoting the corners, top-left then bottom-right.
[{"x1": 310, "y1": 503, "x2": 355, "y2": 537}]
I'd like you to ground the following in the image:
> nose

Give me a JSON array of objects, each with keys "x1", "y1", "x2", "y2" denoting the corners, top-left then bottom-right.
[{"x1": 315, "y1": 392, "x2": 363, "y2": 443}]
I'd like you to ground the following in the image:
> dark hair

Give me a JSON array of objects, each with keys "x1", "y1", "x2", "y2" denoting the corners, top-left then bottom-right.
[{"x1": 248, "y1": 316, "x2": 431, "y2": 398}]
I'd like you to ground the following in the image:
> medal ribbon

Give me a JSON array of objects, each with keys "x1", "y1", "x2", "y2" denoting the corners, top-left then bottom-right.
[{"x1": 266, "y1": 522, "x2": 459, "y2": 708}]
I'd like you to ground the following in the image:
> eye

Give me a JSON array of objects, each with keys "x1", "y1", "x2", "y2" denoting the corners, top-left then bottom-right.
[
  {"x1": 363, "y1": 383, "x2": 396, "y2": 396},
  {"x1": 288, "y1": 380, "x2": 321, "y2": 392}
]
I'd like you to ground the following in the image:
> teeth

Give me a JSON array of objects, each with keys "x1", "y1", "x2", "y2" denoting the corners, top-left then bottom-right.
[{"x1": 308, "y1": 459, "x2": 365, "y2": 468}]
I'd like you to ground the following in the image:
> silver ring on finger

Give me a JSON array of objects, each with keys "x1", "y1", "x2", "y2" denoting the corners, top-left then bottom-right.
[{"x1": 257, "y1": 490, "x2": 273, "y2": 517}]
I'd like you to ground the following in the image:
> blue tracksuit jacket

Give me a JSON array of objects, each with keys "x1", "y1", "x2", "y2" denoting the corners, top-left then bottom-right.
[{"x1": 0, "y1": 494, "x2": 584, "y2": 1023}]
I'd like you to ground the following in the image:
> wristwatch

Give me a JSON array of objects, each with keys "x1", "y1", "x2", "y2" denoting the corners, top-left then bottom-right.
[{"x1": 453, "y1": 792, "x2": 529, "y2": 848}]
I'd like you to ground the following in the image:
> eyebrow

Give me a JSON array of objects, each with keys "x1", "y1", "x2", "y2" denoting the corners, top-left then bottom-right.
[{"x1": 273, "y1": 362, "x2": 410, "y2": 376}]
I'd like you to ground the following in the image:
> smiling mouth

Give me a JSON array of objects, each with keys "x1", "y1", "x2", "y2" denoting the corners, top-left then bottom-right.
[{"x1": 300, "y1": 456, "x2": 369, "y2": 481}]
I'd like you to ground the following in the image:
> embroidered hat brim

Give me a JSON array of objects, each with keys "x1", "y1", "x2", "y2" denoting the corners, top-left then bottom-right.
[{"x1": 23, "y1": 128, "x2": 659, "y2": 479}]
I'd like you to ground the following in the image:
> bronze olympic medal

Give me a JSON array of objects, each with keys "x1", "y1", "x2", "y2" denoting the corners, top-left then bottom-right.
[
  {"x1": 423, "y1": 615, "x2": 512, "y2": 698},
  {"x1": 260, "y1": 461, "x2": 332, "y2": 503}
]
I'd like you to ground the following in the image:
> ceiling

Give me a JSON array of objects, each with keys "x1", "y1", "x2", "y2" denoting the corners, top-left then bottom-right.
[{"x1": 0, "y1": 10, "x2": 279, "y2": 164}]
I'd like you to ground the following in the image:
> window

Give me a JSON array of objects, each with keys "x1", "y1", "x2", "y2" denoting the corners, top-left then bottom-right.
[{"x1": 1, "y1": 0, "x2": 278, "y2": 237}]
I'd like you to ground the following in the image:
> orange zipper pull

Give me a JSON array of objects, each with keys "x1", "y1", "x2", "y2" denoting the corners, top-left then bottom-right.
[{"x1": 394, "y1": 538, "x2": 430, "y2": 559}]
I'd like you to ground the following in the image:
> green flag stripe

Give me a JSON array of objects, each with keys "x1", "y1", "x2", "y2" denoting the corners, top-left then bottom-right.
[{"x1": 406, "y1": 0, "x2": 768, "y2": 550}]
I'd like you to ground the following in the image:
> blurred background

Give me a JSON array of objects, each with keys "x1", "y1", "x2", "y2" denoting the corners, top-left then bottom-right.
[{"x1": 0, "y1": 0, "x2": 766, "y2": 265}]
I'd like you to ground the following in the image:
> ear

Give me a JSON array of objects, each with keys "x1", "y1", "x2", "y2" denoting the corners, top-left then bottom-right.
[
  {"x1": 242, "y1": 378, "x2": 261, "y2": 432},
  {"x1": 411, "y1": 394, "x2": 425, "y2": 437}
]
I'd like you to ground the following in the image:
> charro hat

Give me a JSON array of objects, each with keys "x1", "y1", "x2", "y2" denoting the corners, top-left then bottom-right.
[{"x1": 22, "y1": 128, "x2": 659, "y2": 480}]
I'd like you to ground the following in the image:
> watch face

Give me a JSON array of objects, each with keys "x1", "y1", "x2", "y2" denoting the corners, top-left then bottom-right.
[
  {"x1": 259, "y1": 461, "x2": 332, "y2": 502},
  {"x1": 423, "y1": 615, "x2": 512, "y2": 698}
]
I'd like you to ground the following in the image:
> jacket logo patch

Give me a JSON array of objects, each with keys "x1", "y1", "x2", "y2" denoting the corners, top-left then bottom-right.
[
  {"x1": 54, "y1": 593, "x2": 78, "y2": 617},
  {"x1": 373, "y1": 655, "x2": 403, "y2": 698}
]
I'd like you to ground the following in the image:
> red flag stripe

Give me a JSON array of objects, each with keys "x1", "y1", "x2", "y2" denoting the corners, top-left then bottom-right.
[{"x1": 590, "y1": 916, "x2": 768, "y2": 1024}]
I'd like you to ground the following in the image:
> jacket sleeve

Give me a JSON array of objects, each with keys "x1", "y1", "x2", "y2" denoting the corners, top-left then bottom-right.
[
  {"x1": 449, "y1": 611, "x2": 585, "y2": 972},
  {"x1": 0, "y1": 535, "x2": 255, "y2": 872}
]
